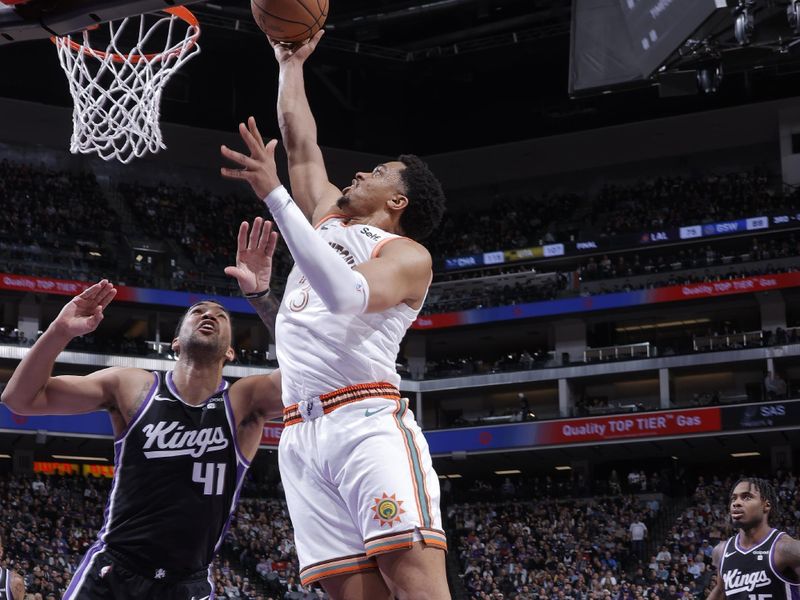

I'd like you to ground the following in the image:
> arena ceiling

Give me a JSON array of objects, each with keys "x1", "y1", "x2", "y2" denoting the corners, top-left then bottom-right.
[{"x1": 4, "y1": 0, "x2": 800, "y2": 154}]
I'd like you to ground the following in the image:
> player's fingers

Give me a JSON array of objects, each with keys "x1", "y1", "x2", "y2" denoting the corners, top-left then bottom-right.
[
  {"x1": 308, "y1": 29, "x2": 325, "y2": 49},
  {"x1": 264, "y1": 230, "x2": 279, "y2": 257},
  {"x1": 239, "y1": 122, "x2": 264, "y2": 157},
  {"x1": 264, "y1": 139, "x2": 279, "y2": 159},
  {"x1": 89, "y1": 305, "x2": 105, "y2": 326},
  {"x1": 97, "y1": 287, "x2": 117, "y2": 310},
  {"x1": 221, "y1": 144, "x2": 260, "y2": 169},
  {"x1": 220, "y1": 167, "x2": 257, "y2": 182},
  {"x1": 256, "y1": 220, "x2": 272, "y2": 249},
  {"x1": 248, "y1": 216, "x2": 264, "y2": 250},
  {"x1": 78, "y1": 279, "x2": 108, "y2": 301},
  {"x1": 248, "y1": 117, "x2": 267, "y2": 150},
  {"x1": 237, "y1": 220, "x2": 249, "y2": 251},
  {"x1": 224, "y1": 266, "x2": 244, "y2": 280}
]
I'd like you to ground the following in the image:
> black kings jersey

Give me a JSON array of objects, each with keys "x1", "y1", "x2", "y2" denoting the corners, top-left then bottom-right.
[
  {"x1": 0, "y1": 567, "x2": 12, "y2": 600},
  {"x1": 720, "y1": 529, "x2": 800, "y2": 599},
  {"x1": 99, "y1": 371, "x2": 249, "y2": 578}
]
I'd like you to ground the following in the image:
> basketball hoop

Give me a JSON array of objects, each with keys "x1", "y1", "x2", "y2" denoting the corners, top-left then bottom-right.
[{"x1": 53, "y1": 6, "x2": 200, "y2": 164}]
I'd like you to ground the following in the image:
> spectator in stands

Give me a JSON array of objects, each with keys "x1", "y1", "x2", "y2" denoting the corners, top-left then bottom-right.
[{"x1": 629, "y1": 517, "x2": 648, "y2": 563}]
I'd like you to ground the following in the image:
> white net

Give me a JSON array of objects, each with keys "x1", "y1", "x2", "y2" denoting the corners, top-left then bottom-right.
[{"x1": 54, "y1": 8, "x2": 200, "y2": 164}]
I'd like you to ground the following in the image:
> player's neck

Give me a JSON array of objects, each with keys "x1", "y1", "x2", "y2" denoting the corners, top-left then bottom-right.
[
  {"x1": 345, "y1": 212, "x2": 402, "y2": 235},
  {"x1": 171, "y1": 361, "x2": 224, "y2": 405},
  {"x1": 737, "y1": 521, "x2": 772, "y2": 548}
]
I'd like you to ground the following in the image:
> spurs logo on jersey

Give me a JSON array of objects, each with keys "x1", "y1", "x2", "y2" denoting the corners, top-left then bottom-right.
[
  {"x1": 141, "y1": 420, "x2": 229, "y2": 458},
  {"x1": 719, "y1": 529, "x2": 800, "y2": 599}
]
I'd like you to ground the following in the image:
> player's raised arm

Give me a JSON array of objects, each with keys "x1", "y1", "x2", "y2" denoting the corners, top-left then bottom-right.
[
  {"x1": 224, "y1": 216, "x2": 282, "y2": 338},
  {"x1": 270, "y1": 31, "x2": 342, "y2": 224},
  {"x1": 0, "y1": 280, "x2": 128, "y2": 416}
]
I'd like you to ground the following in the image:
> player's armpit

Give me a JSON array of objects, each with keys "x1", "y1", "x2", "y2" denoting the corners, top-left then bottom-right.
[
  {"x1": 355, "y1": 238, "x2": 433, "y2": 313},
  {"x1": 231, "y1": 370, "x2": 283, "y2": 423}
]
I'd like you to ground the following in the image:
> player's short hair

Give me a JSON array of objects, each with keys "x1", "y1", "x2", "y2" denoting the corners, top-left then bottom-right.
[
  {"x1": 396, "y1": 154, "x2": 446, "y2": 241},
  {"x1": 173, "y1": 300, "x2": 232, "y2": 340},
  {"x1": 731, "y1": 477, "x2": 780, "y2": 522}
]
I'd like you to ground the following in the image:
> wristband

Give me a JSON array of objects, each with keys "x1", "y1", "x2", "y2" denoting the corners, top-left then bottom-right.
[{"x1": 245, "y1": 289, "x2": 271, "y2": 299}]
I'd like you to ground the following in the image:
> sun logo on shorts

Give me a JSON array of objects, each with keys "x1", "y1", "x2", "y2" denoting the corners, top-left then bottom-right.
[{"x1": 371, "y1": 492, "x2": 406, "y2": 527}]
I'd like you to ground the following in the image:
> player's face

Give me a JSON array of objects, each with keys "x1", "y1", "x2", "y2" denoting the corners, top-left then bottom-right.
[
  {"x1": 338, "y1": 161, "x2": 407, "y2": 214},
  {"x1": 729, "y1": 481, "x2": 769, "y2": 529},
  {"x1": 174, "y1": 302, "x2": 233, "y2": 360}
]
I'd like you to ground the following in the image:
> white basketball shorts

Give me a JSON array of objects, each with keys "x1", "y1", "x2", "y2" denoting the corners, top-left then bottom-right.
[{"x1": 278, "y1": 383, "x2": 446, "y2": 586}]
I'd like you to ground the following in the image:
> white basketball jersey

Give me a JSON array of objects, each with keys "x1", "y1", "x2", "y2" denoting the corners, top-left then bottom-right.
[{"x1": 276, "y1": 215, "x2": 423, "y2": 406}]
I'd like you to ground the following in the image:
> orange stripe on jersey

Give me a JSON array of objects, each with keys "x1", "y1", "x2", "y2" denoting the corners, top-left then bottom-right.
[
  {"x1": 366, "y1": 541, "x2": 413, "y2": 556},
  {"x1": 300, "y1": 561, "x2": 377, "y2": 585},
  {"x1": 370, "y1": 235, "x2": 410, "y2": 259},
  {"x1": 313, "y1": 213, "x2": 347, "y2": 230}
]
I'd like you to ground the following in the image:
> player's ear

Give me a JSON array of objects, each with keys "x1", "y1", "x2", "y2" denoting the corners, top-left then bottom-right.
[
  {"x1": 389, "y1": 193, "x2": 408, "y2": 212},
  {"x1": 172, "y1": 338, "x2": 180, "y2": 356},
  {"x1": 225, "y1": 346, "x2": 235, "y2": 363}
]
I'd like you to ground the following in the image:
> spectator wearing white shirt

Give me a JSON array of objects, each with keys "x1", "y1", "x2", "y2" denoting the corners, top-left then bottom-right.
[{"x1": 630, "y1": 517, "x2": 648, "y2": 561}]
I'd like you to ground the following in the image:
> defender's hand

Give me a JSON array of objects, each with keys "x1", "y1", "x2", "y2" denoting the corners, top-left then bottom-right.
[
  {"x1": 224, "y1": 217, "x2": 279, "y2": 294},
  {"x1": 51, "y1": 280, "x2": 117, "y2": 339}
]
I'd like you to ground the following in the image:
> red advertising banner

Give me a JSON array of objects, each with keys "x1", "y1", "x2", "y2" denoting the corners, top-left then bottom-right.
[
  {"x1": 0, "y1": 274, "x2": 91, "y2": 296},
  {"x1": 540, "y1": 407, "x2": 722, "y2": 445},
  {"x1": 261, "y1": 422, "x2": 284, "y2": 446},
  {"x1": 653, "y1": 272, "x2": 800, "y2": 302}
]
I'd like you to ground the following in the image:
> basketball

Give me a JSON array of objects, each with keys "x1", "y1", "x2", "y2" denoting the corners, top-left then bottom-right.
[{"x1": 251, "y1": 0, "x2": 328, "y2": 44}]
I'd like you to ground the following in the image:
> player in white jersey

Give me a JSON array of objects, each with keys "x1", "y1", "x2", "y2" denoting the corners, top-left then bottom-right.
[{"x1": 220, "y1": 31, "x2": 449, "y2": 600}]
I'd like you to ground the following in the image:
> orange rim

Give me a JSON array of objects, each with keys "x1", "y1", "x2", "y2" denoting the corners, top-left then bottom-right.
[{"x1": 51, "y1": 6, "x2": 199, "y2": 64}]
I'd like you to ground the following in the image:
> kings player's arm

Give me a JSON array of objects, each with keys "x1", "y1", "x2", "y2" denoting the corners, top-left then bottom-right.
[
  {"x1": 9, "y1": 570, "x2": 24, "y2": 600},
  {"x1": 773, "y1": 534, "x2": 800, "y2": 582},
  {"x1": 0, "y1": 280, "x2": 155, "y2": 435},
  {"x1": 706, "y1": 542, "x2": 726, "y2": 600},
  {"x1": 228, "y1": 370, "x2": 283, "y2": 461},
  {"x1": 271, "y1": 31, "x2": 342, "y2": 226}
]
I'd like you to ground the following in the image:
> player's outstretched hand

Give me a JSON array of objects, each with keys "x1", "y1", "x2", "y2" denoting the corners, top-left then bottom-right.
[
  {"x1": 221, "y1": 116, "x2": 282, "y2": 199},
  {"x1": 224, "y1": 217, "x2": 279, "y2": 295},
  {"x1": 269, "y1": 29, "x2": 324, "y2": 65},
  {"x1": 52, "y1": 279, "x2": 117, "y2": 339}
]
